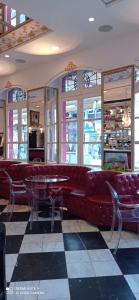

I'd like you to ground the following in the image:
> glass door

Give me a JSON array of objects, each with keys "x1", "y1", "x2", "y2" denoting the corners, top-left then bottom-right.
[
  {"x1": 83, "y1": 96, "x2": 101, "y2": 166},
  {"x1": 6, "y1": 87, "x2": 27, "y2": 160}
]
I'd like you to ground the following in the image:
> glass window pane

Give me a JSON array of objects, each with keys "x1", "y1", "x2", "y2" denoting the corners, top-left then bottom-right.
[
  {"x1": 47, "y1": 125, "x2": 56, "y2": 143},
  {"x1": 47, "y1": 87, "x2": 57, "y2": 101},
  {"x1": 8, "y1": 144, "x2": 18, "y2": 160},
  {"x1": 11, "y1": 8, "x2": 16, "y2": 18},
  {"x1": 22, "y1": 126, "x2": 27, "y2": 142},
  {"x1": 62, "y1": 122, "x2": 77, "y2": 143},
  {"x1": 61, "y1": 143, "x2": 77, "y2": 164},
  {"x1": 66, "y1": 122, "x2": 77, "y2": 142},
  {"x1": 83, "y1": 120, "x2": 101, "y2": 142},
  {"x1": 135, "y1": 144, "x2": 139, "y2": 170},
  {"x1": 52, "y1": 125, "x2": 57, "y2": 142},
  {"x1": 20, "y1": 14, "x2": 26, "y2": 23},
  {"x1": 8, "y1": 110, "x2": 18, "y2": 143},
  {"x1": 47, "y1": 126, "x2": 51, "y2": 143},
  {"x1": 62, "y1": 72, "x2": 78, "y2": 92},
  {"x1": 22, "y1": 108, "x2": 27, "y2": 124},
  {"x1": 82, "y1": 71, "x2": 101, "y2": 88},
  {"x1": 83, "y1": 143, "x2": 101, "y2": 166},
  {"x1": 47, "y1": 144, "x2": 57, "y2": 162},
  {"x1": 47, "y1": 109, "x2": 51, "y2": 125},
  {"x1": 52, "y1": 144, "x2": 57, "y2": 162},
  {"x1": 135, "y1": 93, "x2": 139, "y2": 117},
  {"x1": 83, "y1": 97, "x2": 101, "y2": 120},
  {"x1": 65, "y1": 100, "x2": 78, "y2": 119},
  {"x1": 52, "y1": 106, "x2": 56, "y2": 123},
  {"x1": 8, "y1": 88, "x2": 27, "y2": 103},
  {"x1": 136, "y1": 67, "x2": 139, "y2": 83},
  {"x1": 18, "y1": 144, "x2": 27, "y2": 160},
  {"x1": 11, "y1": 17, "x2": 16, "y2": 27},
  {"x1": 135, "y1": 118, "x2": 139, "y2": 141},
  {"x1": 22, "y1": 108, "x2": 27, "y2": 142},
  {"x1": 47, "y1": 144, "x2": 51, "y2": 161}
]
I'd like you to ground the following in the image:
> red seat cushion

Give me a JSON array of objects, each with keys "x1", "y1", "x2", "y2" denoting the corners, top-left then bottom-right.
[{"x1": 87, "y1": 194, "x2": 112, "y2": 205}]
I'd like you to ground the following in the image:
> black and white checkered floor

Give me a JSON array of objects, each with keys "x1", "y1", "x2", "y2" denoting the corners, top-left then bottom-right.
[{"x1": 1, "y1": 199, "x2": 139, "y2": 300}]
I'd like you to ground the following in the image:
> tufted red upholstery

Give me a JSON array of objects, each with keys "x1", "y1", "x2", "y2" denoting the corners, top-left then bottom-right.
[
  {"x1": 24, "y1": 165, "x2": 91, "y2": 188},
  {"x1": 112, "y1": 173, "x2": 139, "y2": 232},
  {"x1": 0, "y1": 163, "x2": 91, "y2": 201},
  {"x1": 8, "y1": 163, "x2": 30, "y2": 181},
  {"x1": 114, "y1": 173, "x2": 139, "y2": 196},
  {"x1": 0, "y1": 160, "x2": 21, "y2": 170},
  {"x1": 81, "y1": 171, "x2": 121, "y2": 227},
  {"x1": 86, "y1": 170, "x2": 120, "y2": 196}
]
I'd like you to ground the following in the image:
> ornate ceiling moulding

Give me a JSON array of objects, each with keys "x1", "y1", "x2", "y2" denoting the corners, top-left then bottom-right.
[
  {"x1": 4, "y1": 80, "x2": 13, "y2": 88},
  {"x1": 0, "y1": 20, "x2": 51, "y2": 54},
  {"x1": 64, "y1": 61, "x2": 77, "y2": 72}
]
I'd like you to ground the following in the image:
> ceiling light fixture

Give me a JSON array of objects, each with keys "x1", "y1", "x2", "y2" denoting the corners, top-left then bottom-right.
[
  {"x1": 4, "y1": 81, "x2": 13, "y2": 88},
  {"x1": 4, "y1": 54, "x2": 10, "y2": 58},
  {"x1": 15, "y1": 58, "x2": 26, "y2": 63},
  {"x1": 98, "y1": 25, "x2": 113, "y2": 32},
  {"x1": 88, "y1": 17, "x2": 95, "y2": 22},
  {"x1": 101, "y1": 0, "x2": 122, "y2": 5},
  {"x1": 36, "y1": 105, "x2": 40, "y2": 108},
  {"x1": 52, "y1": 46, "x2": 60, "y2": 51}
]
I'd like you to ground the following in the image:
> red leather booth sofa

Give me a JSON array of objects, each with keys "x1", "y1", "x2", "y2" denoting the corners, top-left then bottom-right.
[
  {"x1": 113, "y1": 173, "x2": 139, "y2": 232},
  {"x1": 0, "y1": 162, "x2": 139, "y2": 232},
  {"x1": 0, "y1": 163, "x2": 117, "y2": 226}
]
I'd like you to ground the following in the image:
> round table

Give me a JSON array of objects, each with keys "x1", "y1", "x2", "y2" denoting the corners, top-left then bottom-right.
[{"x1": 25, "y1": 175, "x2": 69, "y2": 218}]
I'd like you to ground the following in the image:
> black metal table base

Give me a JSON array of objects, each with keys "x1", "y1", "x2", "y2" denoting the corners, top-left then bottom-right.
[
  {"x1": 38, "y1": 210, "x2": 57, "y2": 218},
  {"x1": 38, "y1": 204, "x2": 57, "y2": 218}
]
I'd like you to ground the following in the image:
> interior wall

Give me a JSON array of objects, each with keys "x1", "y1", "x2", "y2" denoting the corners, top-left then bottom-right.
[{"x1": 0, "y1": 31, "x2": 139, "y2": 90}]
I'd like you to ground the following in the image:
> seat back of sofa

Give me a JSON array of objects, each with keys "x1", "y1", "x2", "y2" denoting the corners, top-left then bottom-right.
[
  {"x1": 87, "y1": 171, "x2": 121, "y2": 196},
  {"x1": 0, "y1": 160, "x2": 21, "y2": 170},
  {"x1": 7, "y1": 163, "x2": 30, "y2": 180},
  {"x1": 24, "y1": 164, "x2": 91, "y2": 187},
  {"x1": 114, "y1": 173, "x2": 139, "y2": 195}
]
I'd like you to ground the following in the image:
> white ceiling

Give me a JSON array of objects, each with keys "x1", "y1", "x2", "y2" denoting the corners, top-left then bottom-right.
[{"x1": 1, "y1": 0, "x2": 139, "y2": 73}]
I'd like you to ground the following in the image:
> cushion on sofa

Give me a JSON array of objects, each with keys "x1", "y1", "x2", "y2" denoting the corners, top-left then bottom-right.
[
  {"x1": 114, "y1": 173, "x2": 139, "y2": 196},
  {"x1": 86, "y1": 170, "x2": 121, "y2": 196},
  {"x1": 87, "y1": 194, "x2": 112, "y2": 205}
]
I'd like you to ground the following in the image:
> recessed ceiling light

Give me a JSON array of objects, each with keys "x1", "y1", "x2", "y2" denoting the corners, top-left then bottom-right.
[
  {"x1": 98, "y1": 25, "x2": 113, "y2": 32},
  {"x1": 88, "y1": 17, "x2": 95, "y2": 22},
  {"x1": 52, "y1": 46, "x2": 60, "y2": 51},
  {"x1": 15, "y1": 58, "x2": 26, "y2": 63},
  {"x1": 4, "y1": 54, "x2": 10, "y2": 58},
  {"x1": 36, "y1": 105, "x2": 40, "y2": 108},
  {"x1": 101, "y1": 0, "x2": 122, "y2": 5}
]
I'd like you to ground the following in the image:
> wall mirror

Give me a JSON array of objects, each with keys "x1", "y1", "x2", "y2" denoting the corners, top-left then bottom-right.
[
  {"x1": 28, "y1": 87, "x2": 45, "y2": 162},
  {"x1": 102, "y1": 65, "x2": 134, "y2": 171}
]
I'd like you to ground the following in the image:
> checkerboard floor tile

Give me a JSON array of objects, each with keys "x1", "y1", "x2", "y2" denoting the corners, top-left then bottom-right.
[{"x1": 0, "y1": 201, "x2": 138, "y2": 300}]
